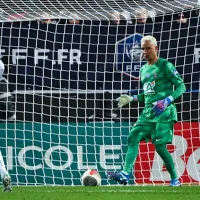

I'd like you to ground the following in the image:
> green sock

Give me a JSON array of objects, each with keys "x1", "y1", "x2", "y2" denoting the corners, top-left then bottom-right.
[
  {"x1": 155, "y1": 143, "x2": 178, "y2": 180},
  {"x1": 123, "y1": 142, "x2": 139, "y2": 174}
]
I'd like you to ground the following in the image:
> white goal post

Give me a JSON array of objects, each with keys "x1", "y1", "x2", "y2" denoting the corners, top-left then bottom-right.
[{"x1": 0, "y1": 0, "x2": 199, "y2": 186}]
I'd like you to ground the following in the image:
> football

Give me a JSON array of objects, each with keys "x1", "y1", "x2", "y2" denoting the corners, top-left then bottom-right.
[{"x1": 81, "y1": 169, "x2": 101, "y2": 186}]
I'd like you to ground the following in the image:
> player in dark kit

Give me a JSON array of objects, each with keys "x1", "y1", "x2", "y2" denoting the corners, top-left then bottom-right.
[
  {"x1": 0, "y1": 59, "x2": 15, "y2": 192},
  {"x1": 108, "y1": 35, "x2": 186, "y2": 186}
]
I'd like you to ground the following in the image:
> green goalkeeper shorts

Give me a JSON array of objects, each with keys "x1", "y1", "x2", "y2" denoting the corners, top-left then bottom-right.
[{"x1": 128, "y1": 121, "x2": 174, "y2": 144}]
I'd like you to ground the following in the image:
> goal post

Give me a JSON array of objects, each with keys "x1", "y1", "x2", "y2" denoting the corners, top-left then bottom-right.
[{"x1": 0, "y1": 0, "x2": 199, "y2": 186}]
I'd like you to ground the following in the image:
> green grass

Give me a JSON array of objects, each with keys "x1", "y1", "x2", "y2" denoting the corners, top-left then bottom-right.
[{"x1": 1, "y1": 186, "x2": 200, "y2": 200}]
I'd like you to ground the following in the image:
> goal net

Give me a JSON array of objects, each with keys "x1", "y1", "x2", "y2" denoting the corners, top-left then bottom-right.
[{"x1": 0, "y1": 0, "x2": 199, "y2": 186}]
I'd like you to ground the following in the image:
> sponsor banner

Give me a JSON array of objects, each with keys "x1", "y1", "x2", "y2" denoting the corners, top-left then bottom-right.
[
  {"x1": 0, "y1": 122, "x2": 199, "y2": 185},
  {"x1": 0, "y1": 23, "x2": 199, "y2": 90},
  {"x1": 0, "y1": 122, "x2": 129, "y2": 185}
]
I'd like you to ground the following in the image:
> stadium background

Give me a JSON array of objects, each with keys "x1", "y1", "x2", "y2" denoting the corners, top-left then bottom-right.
[{"x1": 0, "y1": 13, "x2": 199, "y2": 185}]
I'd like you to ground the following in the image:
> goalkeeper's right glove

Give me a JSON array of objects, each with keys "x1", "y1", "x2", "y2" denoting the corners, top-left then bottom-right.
[{"x1": 116, "y1": 95, "x2": 138, "y2": 108}]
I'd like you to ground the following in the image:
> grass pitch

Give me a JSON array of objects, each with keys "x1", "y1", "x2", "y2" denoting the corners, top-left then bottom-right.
[{"x1": 1, "y1": 186, "x2": 200, "y2": 200}]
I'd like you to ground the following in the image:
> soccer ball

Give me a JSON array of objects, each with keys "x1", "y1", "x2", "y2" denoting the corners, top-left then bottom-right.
[{"x1": 81, "y1": 169, "x2": 101, "y2": 186}]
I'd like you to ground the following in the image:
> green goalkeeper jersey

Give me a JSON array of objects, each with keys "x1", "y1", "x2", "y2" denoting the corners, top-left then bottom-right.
[{"x1": 136, "y1": 58, "x2": 186, "y2": 123}]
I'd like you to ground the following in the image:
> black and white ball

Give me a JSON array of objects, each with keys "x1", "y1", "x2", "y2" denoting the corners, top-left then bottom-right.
[{"x1": 81, "y1": 169, "x2": 101, "y2": 186}]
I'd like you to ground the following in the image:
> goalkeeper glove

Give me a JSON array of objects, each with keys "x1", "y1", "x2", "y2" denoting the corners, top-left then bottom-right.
[
  {"x1": 116, "y1": 95, "x2": 138, "y2": 108},
  {"x1": 152, "y1": 96, "x2": 173, "y2": 116}
]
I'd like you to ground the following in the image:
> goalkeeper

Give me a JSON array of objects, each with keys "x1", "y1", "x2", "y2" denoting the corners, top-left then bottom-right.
[
  {"x1": 0, "y1": 59, "x2": 15, "y2": 192},
  {"x1": 108, "y1": 35, "x2": 186, "y2": 187}
]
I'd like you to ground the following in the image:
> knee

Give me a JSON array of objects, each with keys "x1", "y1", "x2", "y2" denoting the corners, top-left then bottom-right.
[
  {"x1": 127, "y1": 133, "x2": 141, "y2": 147},
  {"x1": 127, "y1": 125, "x2": 144, "y2": 146},
  {"x1": 155, "y1": 144, "x2": 165, "y2": 153}
]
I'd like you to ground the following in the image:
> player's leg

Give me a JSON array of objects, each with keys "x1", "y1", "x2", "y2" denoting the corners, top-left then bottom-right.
[
  {"x1": 108, "y1": 123, "x2": 153, "y2": 185},
  {"x1": 0, "y1": 78, "x2": 14, "y2": 192},
  {"x1": 152, "y1": 122, "x2": 181, "y2": 187},
  {"x1": 0, "y1": 151, "x2": 12, "y2": 192},
  {"x1": 123, "y1": 124, "x2": 152, "y2": 174}
]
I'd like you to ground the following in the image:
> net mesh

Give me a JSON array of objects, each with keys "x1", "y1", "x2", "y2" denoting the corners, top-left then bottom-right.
[
  {"x1": 0, "y1": 0, "x2": 199, "y2": 21},
  {"x1": 0, "y1": 0, "x2": 199, "y2": 186}
]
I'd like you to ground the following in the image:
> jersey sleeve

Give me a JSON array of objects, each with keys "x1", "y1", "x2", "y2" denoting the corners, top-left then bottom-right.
[
  {"x1": 137, "y1": 93, "x2": 145, "y2": 102},
  {"x1": 165, "y1": 62, "x2": 186, "y2": 100}
]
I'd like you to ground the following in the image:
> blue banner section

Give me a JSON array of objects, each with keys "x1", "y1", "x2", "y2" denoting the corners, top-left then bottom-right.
[
  {"x1": 0, "y1": 21, "x2": 199, "y2": 90},
  {"x1": 0, "y1": 122, "x2": 130, "y2": 185}
]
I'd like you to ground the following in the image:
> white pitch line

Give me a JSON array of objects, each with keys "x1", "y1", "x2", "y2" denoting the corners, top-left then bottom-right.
[{"x1": 20, "y1": 189, "x2": 200, "y2": 193}]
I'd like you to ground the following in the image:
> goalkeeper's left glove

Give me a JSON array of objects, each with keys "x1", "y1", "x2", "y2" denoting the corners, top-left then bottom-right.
[{"x1": 152, "y1": 96, "x2": 174, "y2": 116}]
